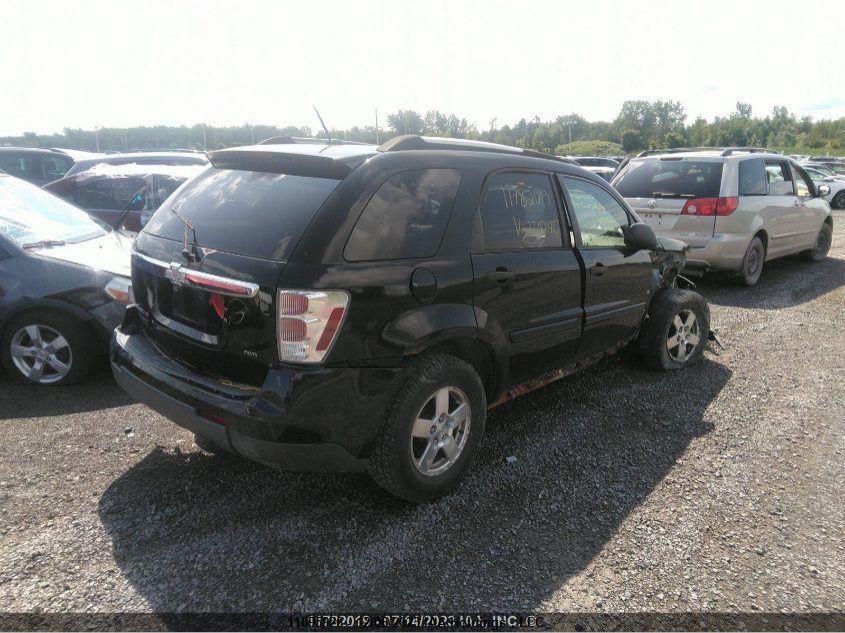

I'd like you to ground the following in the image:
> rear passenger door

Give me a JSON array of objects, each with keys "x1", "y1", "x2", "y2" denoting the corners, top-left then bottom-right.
[
  {"x1": 762, "y1": 159, "x2": 800, "y2": 256},
  {"x1": 471, "y1": 170, "x2": 583, "y2": 387},
  {"x1": 559, "y1": 175, "x2": 652, "y2": 358}
]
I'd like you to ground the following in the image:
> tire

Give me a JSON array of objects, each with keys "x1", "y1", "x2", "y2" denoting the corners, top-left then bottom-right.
[
  {"x1": 801, "y1": 222, "x2": 832, "y2": 263},
  {"x1": 368, "y1": 353, "x2": 486, "y2": 503},
  {"x1": 734, "y1": 236, "x2": 765, "y2": 286},
  {"x1": 831, "y1": 191, "x2": 845, "y2": 210},
  {"x1": 0, "y1": 311, "x2": 97, "y2": 386},
  {"x1": 639, "y1": 288, "x2": 710, "y2": 371}
]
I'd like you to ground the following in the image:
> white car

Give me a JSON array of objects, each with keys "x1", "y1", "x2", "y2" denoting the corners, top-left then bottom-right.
[{"x1": 803, "y1": 165, "x2": 845, "y2": 209}]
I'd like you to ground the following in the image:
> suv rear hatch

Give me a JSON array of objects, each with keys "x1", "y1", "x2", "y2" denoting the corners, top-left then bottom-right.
[
  {"x1": 130, "y1": 149, "x2": 362, "y2": 386},
  {"x1": 613, "y1": 157, "x2": 725, "y2": 248}
]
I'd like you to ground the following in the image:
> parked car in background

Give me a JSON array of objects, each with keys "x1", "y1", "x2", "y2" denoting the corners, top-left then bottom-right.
[
  {"x1": 0, "y1": 174, "x2": 132, "y2": 385},
  {"x1": 113, "y1": 135, "x2": 710, "y2": 502},
  {"x1": 807, "y1": 157, "x2": 845, "y2": 176},
  {"x1": 802, "y1": 165, "x2": 845, "y2": 209},
  {"x1": 570, "y1": 156, "x2": 619, "y2": 182},
  {"x1": 44, "y1": 164, "x2": 206, "y2": 234},
  {"x1": 0, "y1": 148, "x2": 75, "y2": 186},
  {"x1": 612, "y1": 147, "x2": 833, "y2": 286},
  {"x1": 63, "y1": 151, "x2": 208, "y2": 178},
  {"x1": 51, "y1": 148, "x2": 104, "y2": 162},
  {"x1": 802, "y1": 162, "x2": 845, "y2": 180}
]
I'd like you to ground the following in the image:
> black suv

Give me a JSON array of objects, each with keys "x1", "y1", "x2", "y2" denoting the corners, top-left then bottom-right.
[{"x1": 112, "y1": 136, "x2": 710, "y2": 502}]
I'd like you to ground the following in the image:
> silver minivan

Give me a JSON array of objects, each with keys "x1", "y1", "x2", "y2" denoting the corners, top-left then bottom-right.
[{"x1": 612, "y1": 148, "x2": 833, "y2": 285}]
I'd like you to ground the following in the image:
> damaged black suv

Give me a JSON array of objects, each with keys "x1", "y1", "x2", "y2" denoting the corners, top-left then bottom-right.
[{"x1": 112, "y1": 135, "x2": 710, "y2": 502}]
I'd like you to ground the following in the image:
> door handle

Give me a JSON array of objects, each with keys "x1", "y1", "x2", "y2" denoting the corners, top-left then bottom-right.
[
  {"x1": 589, "y1": 263, "x2": 607, "y2": 276},
  {"x1": 486, "y1": 269, "x2": 515, "y2": 283}
]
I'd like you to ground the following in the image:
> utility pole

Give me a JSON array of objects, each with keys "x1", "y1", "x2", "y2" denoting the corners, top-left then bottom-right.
[
  {"x1": 95, "y1": 127, "x2": 100, "y2": 153},
  {"x1": 489, "y1": 117, "x2": 497, "y2": 141},
  {"x1": 568, "y1": 122, "x2": 572, "y2": 153},
  {"x1": 202, "y1": 124, "x2": 207, "y2": 152},
  {"x1": 375, "y1": 108, "x2": 379, "y2": 144}
]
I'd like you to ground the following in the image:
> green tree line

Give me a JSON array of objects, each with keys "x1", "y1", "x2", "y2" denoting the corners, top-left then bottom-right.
[{"x1": 3, "y1": 101, "x2": 844, "y2": 156}]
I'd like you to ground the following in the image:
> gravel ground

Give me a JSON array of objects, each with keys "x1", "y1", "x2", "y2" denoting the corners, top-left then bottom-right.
[{"x1": 1, "y1": 215, "x2": 843, "y2": 618}]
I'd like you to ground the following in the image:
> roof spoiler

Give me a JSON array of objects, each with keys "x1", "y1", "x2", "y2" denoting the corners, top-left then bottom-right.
[{"x1": 209, "y1": 148, "x2": 354, "y2": 179}]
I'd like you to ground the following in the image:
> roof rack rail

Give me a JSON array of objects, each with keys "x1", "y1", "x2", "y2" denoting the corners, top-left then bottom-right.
[
  {"x1": 259, "y1": 136, "x2": 370, "y2": 146},
  {"x1": 378, "y1": 135, "x2": 572, "y2": 164},
  {"x1": 636, "y1": 146, "x2": 779, "y2": 158},
  {"x1": 720, "y1": 147, "x2": 779, "y2": 156}
]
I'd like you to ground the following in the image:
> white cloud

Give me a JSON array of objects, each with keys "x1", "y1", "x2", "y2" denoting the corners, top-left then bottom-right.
[{"x1": 0, "y1": 0, "x2": 841, "y2": 135}]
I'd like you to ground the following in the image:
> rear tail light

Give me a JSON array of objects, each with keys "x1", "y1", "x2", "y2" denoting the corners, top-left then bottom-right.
[
  {"x1": 277, "y1": 290, "x2": 350, "y2": 363},
  {"x1": 681, "y1": 197, "x2": 739, "y2": 216}
]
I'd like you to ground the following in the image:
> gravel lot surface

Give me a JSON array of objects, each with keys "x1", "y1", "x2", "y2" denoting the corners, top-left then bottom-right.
[{"x1": 1, "y1": 214, "x2": 843, "y2": 617}]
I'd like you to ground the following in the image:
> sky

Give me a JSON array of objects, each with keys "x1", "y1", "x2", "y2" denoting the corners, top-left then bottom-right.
[{"x1": 2, "y1": 0, "x2": 844, "y2": 136}]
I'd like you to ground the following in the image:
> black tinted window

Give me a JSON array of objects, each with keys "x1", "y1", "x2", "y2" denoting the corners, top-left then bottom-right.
[
  {"x1": 475, "y1": 172, "x2": 562, "y2": 251},
  {"x1": 0, "y1": 154, "x2": 39, "y2": 180},
  {"x1": 345, "y1": 169, "x2": 461, "y2": 261},
  {"x1": 614, "y1": 160, "x2": 724, "y2": 198},
  {"x1": 42, "y1": 155, "x2": 73, "y2": 181},
  {"x1": 738, "y1": 158, "x2": 767, "y2": 196},
  {"x1": 145, "y1": 168, "x2": 339, "y2": 261},
  {"x1": 71, "y1": 177, "x2": 148, "y2": 210}
]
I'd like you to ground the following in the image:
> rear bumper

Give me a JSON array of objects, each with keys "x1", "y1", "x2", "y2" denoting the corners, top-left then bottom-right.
[
  {"x1": 111, "y1": 326, "x2": 402, "y2": 472},
  {"x1": 681, "y1": 233, "x2": 751, "y2": 272}
]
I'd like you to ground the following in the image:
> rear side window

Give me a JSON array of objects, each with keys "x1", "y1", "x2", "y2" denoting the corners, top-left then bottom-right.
[
  {"x1": 345, "y1": 169, "x2": 461, "y2": 261},
  {"x1": 738, "y1": 158, "x2": 768, "y2": 196},
  {"x1": 0, "y1": 154, "x2": 39, "y2": 181},
  {"x1": 70, "y1": 177, "x2": 147, "y2": 211},
  {"x1": 144, "y1": 168, "x2": 340, "y2": 261},
  {"x1": 475, "y1": 172, "x2": 562, "y2": 251},
  {"x1": 614, "y1": 159, "x2": 724, "y2": 198}
]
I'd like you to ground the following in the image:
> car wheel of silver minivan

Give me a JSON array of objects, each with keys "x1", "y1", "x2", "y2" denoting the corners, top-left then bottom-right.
[
  {"x1": 801, "y1": 222, "x2": 832, "y2": 263},
  {"x1": 736, "y1": 236, "x2": 765, "y2": 286}
]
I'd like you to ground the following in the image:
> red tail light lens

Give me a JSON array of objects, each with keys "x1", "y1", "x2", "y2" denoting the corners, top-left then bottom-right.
[
  {"x1": 681, "y1": 197, "x2": 739, "y2": 216},
  {"x1": 277, "y1": 290, "x2": 350, "y2": 363},
  {"x1": 716, "y1": 196, "x2": 739, "y2": 215}
]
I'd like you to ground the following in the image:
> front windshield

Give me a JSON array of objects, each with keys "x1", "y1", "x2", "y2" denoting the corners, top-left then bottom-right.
[{"x1": 0, "y1": 175, "x2": 108, "y2": 247}]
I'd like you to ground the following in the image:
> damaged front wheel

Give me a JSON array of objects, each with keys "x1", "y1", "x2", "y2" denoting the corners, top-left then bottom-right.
[{"x1": 639, "y1": 288, "x2": 710, "y2": 371}]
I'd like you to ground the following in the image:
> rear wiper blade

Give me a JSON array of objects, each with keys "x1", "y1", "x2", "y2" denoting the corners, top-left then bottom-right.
[
  {"x1": 21, "y1": 239, "x2": 67, "y2": 249},
  {"x1": 651, "y1": 192, "x2": 697, "y2": 198}
]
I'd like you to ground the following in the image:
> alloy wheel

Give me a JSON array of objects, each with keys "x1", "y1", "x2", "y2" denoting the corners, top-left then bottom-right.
[
  {"x1": 10, "y1": 324, "x2": 72, "y2": 384},
  {"x1": 666, "y1": 309, "x2": 700, "y2": 363},
  {"x1": 410, "y1": 386, "x2": 471, "y2": 476}
]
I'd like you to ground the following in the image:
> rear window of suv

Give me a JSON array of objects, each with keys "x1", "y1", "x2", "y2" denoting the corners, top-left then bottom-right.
[
  {"x1": 614, "y1": 159, "x2": 724, "y2": 198},
  {"x1": 143, "y1": 168, "x2": 340, "y2": 261}
]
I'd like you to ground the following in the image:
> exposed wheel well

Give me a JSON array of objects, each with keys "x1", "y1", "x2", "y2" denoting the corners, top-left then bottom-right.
[
  {"x1": 409, "y1": 338, "x2": 497, "y2": 401},
  {"x1": 823, "y1": 215, "x2": 833, "y2": 227},
  {"x1": 1, "y1": 305, "x2": 92, "y2": 336},
  {"x1": 753, "y1": 229, "x2": 768, "y2": 254}
]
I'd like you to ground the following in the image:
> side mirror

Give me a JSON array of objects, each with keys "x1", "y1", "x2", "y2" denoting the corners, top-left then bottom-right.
[
  {"x1": 817, "y1": 184, "x2": 831, "y2": 197},
  {"x1": 624, "y1": 222, "x2": 659, "y2": 252}
]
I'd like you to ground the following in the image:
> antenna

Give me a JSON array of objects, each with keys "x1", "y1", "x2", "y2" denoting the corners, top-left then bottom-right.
[{"x1": 313, "y1": 106, "x2": 331, "y2": 143}]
